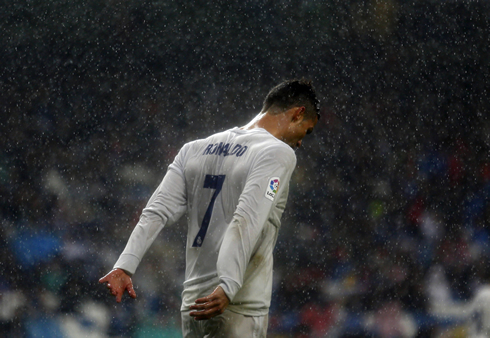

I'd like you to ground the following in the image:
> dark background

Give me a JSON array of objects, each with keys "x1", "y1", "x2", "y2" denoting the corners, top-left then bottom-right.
[{"x1": 1, "y1": 0, "x2": 489, "y2": 337}]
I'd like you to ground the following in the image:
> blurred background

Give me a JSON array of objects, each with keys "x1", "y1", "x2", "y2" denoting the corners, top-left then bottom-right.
[{"x1": 1, "y1": 0, "x2": 490, "y2": 337}]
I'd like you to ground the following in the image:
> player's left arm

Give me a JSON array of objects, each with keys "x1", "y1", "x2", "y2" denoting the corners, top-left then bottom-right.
[{"x1": 189, "y1": 286, "x2": 230, "y2": 320}]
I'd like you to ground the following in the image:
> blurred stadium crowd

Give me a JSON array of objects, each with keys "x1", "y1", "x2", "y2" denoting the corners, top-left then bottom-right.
[{"x1": 1, "y1": 0, "x2": 490, "y2": 337}]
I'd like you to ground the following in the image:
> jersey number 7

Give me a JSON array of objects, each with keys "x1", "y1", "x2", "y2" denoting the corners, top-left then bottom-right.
[{"x1": 192, "y1": 174, "x2": 226, "y2": 247}]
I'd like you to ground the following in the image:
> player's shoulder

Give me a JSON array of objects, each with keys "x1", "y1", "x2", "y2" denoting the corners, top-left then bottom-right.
[
  {"x1": 253, "y1": 135, "x2": 297, "y2": 166},
  {"x1": 261, "y1": 138, "x2": 295, "y2": 156},
  {"x1": 231, "y1": 127, "x2": 296, "y2": 163}
]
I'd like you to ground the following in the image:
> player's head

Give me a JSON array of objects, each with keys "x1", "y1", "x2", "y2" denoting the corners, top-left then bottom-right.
[
  {"x1": 262, "y1": 79, "x2": 320, "y2": 149},
  {"x1": 261, "y1": 79, "x2": 320, "y2": 121}
]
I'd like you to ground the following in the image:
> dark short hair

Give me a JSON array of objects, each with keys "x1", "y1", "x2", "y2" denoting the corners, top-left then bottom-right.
[{"x1": 262, "y1": 79, "x2": 320, "y2": 120}]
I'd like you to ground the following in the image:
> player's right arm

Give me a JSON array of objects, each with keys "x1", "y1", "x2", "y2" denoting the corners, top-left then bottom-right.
[
  {"x1": 99, "y1": 268, "x2": 136, "y2": 303},
  {"x1": 100, "y1": 144, "x2": 190, "y2": 301},
  {"x1": 112, "y1": 164, "x2": 188, "y2": 274}
]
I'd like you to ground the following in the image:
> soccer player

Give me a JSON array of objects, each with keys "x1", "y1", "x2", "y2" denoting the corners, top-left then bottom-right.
[{"x1": 99, "y1": 79, "x2": 320, "y2": 337}]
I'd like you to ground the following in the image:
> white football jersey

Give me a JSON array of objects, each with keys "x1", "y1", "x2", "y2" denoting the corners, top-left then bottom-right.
[{"x1": 114, "y1": 127, "x2": 296, "y2": 316}]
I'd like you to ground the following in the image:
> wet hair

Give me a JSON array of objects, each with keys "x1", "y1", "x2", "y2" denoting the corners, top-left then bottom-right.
[{"x1": 262, "y1": 79, "x2": 320, "y2": 120}]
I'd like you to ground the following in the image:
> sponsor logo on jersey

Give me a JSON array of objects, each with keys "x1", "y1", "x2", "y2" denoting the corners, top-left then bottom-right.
[
  {"x1": 202, "y1": 142, "x2": 248, "y2": 157},
  {"x1": 265, "y1": 177, "x2": 280, "y2": 201}
]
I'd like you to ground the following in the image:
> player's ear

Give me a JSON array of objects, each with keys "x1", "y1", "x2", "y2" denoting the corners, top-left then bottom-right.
[{"x1": 291, "y1": 106, "x2": 305, "y2": 123}]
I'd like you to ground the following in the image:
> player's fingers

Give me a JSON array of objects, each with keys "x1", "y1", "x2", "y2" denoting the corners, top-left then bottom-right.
[
  {"x1": 104, "y1": 283, "x2": 114, "y2": 295},
  {"x1": 190, "y1": 306, "x2": 223, "y2": 320},
  {"x1": 190, "y1": 298, "x2": 219, "y2": 310},
  {"x1": 190, "y1": 310, "x2": 212, "y2": 320},
  {"x1": 127, "y1": 283, "x2": 137, "y2": 299},
  {"x1": 108, "y1": 285, "x2": 117, "y2": 295},
  {"x1": 193, "y1": 296, "x2": 210, "y2": 304},
  {"x1": 189, "y1": 305, "x2": 209, "y2": 313},
  {"x1": 190, "y1": 300, "x2": 222, "y2": 314},
  {"x1": 189, "y1": 303, "x2": 206, "y2": 311},
  {"x1": 195, "y1": 295, "x2": 222, "y2": 305},
  {"x1": 116, "y1": 289, "x2": 123, "y2": 303},
  {"x1": 201, "y1": 295, "x2": 225, "y2": 308},
  {"x1": 99, "y1": 276, "x2": 108, "y2": 283}
]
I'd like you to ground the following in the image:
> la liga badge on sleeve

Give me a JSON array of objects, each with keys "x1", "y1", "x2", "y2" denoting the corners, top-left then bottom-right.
[{"x1": 265, "y1": 177, "x2": 280, "y2": 201}]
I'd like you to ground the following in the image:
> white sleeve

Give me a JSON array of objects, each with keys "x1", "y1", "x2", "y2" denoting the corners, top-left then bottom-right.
[
  {"x1": 216, "y1": 146, "x2": 296, "y2": 300},
  {"x1": 113, "y1": 146, "x2": 188, "y2": 275}
]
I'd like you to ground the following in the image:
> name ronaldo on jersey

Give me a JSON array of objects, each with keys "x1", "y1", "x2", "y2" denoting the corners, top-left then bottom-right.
[{"x1": 202, "y1": 142, "x2": 248, "y2": 157}]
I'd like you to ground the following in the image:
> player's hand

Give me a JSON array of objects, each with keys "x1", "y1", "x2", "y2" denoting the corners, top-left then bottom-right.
[
  {"x1": 189, "y1": 286, "x2": 230, "y2": 320},
  {"x1": 99, "y1": 268, "x2": 137, "y2": 303}
]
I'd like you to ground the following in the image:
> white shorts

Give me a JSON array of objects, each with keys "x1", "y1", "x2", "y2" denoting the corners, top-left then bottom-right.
[{"x1": 181, "y1": 309, "x2": 268, "y2": 338}]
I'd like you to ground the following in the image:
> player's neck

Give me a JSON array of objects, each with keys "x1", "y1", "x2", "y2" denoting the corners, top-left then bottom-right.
[
  {"x1": 241, "y1": 112, "x2": 266, "y2": 130},
  {"x1": 241, "y1": 111, "x2": 289, "y2": 140}
]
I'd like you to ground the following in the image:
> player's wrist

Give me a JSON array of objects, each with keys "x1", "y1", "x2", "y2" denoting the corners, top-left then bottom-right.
[
  {"x1": 218, "y1": 278, "x2": 240, "y2": 302},
  {"x1": 114, "y1": 267, "x2": 132, "y2": 277}
]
